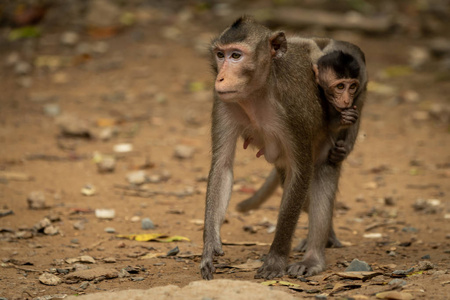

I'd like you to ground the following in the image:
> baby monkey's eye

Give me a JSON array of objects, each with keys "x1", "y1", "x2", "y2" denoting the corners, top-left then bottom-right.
[
  {"x1": 337, "y1": 83, "x2": 344, "y2": 89},
  {"x1": 350, "y1": 83, "x2": 357, "y2": 89},
  {"x1": 217, "y1": 52, "x2": 225, "y2": 59},
  {"x1": 231, "y1": 52, "x2": 241, "y2": 59}
]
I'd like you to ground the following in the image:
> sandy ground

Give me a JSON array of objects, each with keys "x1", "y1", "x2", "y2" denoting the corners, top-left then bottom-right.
[{"x1": 0, "y1": 6, "x2": 449, "y2": 300}]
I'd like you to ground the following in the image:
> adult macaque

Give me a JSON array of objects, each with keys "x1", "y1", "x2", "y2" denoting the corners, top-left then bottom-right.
[
  {"x1": 235, "y1": 38, "x2": 368, "y2": 252},
  {"x1": 201, "y1": 17, "x2": 346, "y2": 280}
]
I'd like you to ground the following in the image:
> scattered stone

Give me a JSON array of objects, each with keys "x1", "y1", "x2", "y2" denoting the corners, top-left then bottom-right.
[
  {"x1": 392, "y1": 267, "x2": 415, "y2": 277},
  {"x1": 417, "y1": 260, "x2": 434, "y2": 271},
  {"x1": 402, "y1": 227, "x2": 418, "y2": 233},
  {"x1": 388, "y1": 279, "x2": 407, "y2": 286},
  {"x1": 43, "y1": 104, "x2": 61, "y2": 117},
  {"x1": 95, "y1": 209, "x2": 115, "y2": 219},
  {"x1": 421, "y1": 254, "x2": 431, "y2": 259},
  {"x1": 383, "y1": 196, "x2": 396, "y2": 206},
  {"x1": 103, "y1": 257, "x2": 116, "y2": 263},
  {"x1": 174, "y1": 145, "x2": 195, "y2": 159},
  {"x1": 66, "y1": 255, "x2": 96, "y2": 264},
  {"x1": 81, "y1": 184, "x2": 96, "y2": 196},
  {"x1": 363, "y1": 233, "x2": 383, "y2": 239},
  {"x1": 113, "y1": 143, "x2": 133, "y2": 153},
  {"x1": 0, "y1": 209, "x2": 14, "y2": 218},
  {"x1": 56, "y1": 114, "x2": 92, "y2": 138},
  {"x1": 5, "y1": 52, "x2": 20, "y2": 67},
  {"x1": 167, "y1": 246, "x2": 179, "y2": 256},
  {"x1": 73, "y1": 263, "x2": 90, "y2": 271},
  {"x1": 15, "y1": 61, "x2": 32, "y2": 75},
  {"x1": 96, "y1": 155, "x2": 116, "y2": 173},
  {"x1": 118, "y1": 269, "x2": 130, "y2": 278},
  {"x1": 61, "y1": 31, "x2": 80, "y2": 46},
  {"x1": 131, "y1": 277, "x2": 145, "y2": 282},
  {"x1": 388, "y1": 251, "x2": 396, "y2": 257},
  {"x1": 33, "y1": 217, "x2": 52, "y2": 232},
  {"x1": 44, "y1": 225, "x2": 60, "y2": 235},
  {"x1": 65, "y1": 267, "x2": 118, "y2": 283},
  {"x1": 73, "y1": 221, "x2": 85, "y2": 230},
  {"x1": 130, "y1": 216, "x2": 140, "y2": 222},
  {"x1": 141, "y1": 217, "x2": 155, "y2": 230},
  {"x1": 16, "y1": 230, "x2": 33, "y2": 239},
  {"x1": 409, "y1": 46, "x2": 430, "y2": 69},
  {"x1": 71, "y1": 238, "x2": 79, "y2": 244},
  {"x1": 345, "y1": 259, "x2": 373, "y2": 272},
  {"x1": 39, "y1": 272, "x2": 62, "y2": 286},
  {"x1": 104, "y1": 227, "x2": 116, "y2": 234},
  {"x1": 126, "y1": 170, "x2": 148, "y2": 185},
  {"x1": 27, "y1": 191, "x2": 48, "y2": 209}
]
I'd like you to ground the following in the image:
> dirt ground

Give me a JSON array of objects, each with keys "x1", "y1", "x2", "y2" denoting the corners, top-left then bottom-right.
[{"x1": 0, "y1": 1, "x2": 449, "y2": 299}]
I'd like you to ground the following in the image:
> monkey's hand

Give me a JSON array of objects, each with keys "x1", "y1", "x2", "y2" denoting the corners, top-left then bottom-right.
[
  {"x1": 200, "y1": 241, "x2": 224, "y2": 280},
  {"x1": 340, "y1": 106, "x2": 358, "y2": 126},
  {"x1": 328, "y1": 140, "x2": 347, "y2": 164}
]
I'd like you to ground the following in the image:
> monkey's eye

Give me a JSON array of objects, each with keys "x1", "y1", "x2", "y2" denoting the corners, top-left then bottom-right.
[
  {"x1": 216, "y1": 52, "x2": 225, "y2": 59},
  {"x1": 350, "y1": 83, "x2": 357, "y2": 90},
  {"x1": 231, "y1": 52, "x2": 242, "y2": 59},
  {"x1": 337, "y1": 83, "x2": 345, "y2": 90}
]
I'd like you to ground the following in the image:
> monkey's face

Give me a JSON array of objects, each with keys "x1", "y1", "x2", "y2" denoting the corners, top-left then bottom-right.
[
  {"x1": 212, "y1": 44, "x2": 258, "y2": 102},
  {"x1": 319, "y1": 69, "x2": 359, "y2": 111}
]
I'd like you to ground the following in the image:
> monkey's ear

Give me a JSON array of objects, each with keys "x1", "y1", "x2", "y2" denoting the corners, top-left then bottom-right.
[
  {"x1": 313, "y1": 64, "x2": 320, "y2": 84},
  {"x1": 270, "y1": 32, "x2": 287, "y2": 59}
]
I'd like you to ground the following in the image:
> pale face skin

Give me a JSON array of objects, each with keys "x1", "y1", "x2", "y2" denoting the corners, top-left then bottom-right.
[{"x1": 313, "y1": 65, "x2": 360, "y2": 111}]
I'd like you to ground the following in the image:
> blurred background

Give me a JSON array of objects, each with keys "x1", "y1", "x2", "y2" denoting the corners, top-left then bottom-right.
[{"x1": 0, "y1": 1, "x2": 449, "y2": 299}]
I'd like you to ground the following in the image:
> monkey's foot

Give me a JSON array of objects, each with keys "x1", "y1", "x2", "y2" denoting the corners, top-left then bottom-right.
[
  {"x1": 254, "y1": 254, "x2": 286, "y2": 279},
  {"x1": 287, "y1": 256, "x2": 325, "y2": 277},
  {"x1": 293, "y1": 235, "x2": 343, "y2": 252},
  {"x1": 200, "y1": 242, "x2": 224, "y2": 280}
]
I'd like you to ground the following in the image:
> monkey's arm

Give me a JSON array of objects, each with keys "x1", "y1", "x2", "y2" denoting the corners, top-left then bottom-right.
[{"x1": 201, "y1": 101, "x2": 239, "y2": 280}]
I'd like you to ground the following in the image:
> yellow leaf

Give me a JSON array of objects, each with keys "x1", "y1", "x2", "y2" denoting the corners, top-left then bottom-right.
[
  {"x1": 260, "y1": 280, "x2": 300, "y2": 287},
  {"x1": 116, "y1": 233, "x2": 190, "y2": 242},
  {"x1": 155, "y1": 235, "x2": 191, "y2": 242}
]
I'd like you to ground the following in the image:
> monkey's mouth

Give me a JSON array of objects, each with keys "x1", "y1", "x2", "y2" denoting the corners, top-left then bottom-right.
[{"x1": 217, "y1": 91, "x2": 238, "y2": 95}]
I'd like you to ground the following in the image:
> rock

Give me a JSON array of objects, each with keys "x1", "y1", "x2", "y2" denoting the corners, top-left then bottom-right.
[
  {"x1": 166, "y1": 246, "x2": 179, "y2": 256},
  {"x1": 131, "y1": 277, "x2": 145, "y2": 282},
  {"x1": 126, "y1": 170, "x2": 148, "y2": 185},
  {"x1": 43, "y1": 225, "x2": 59, "y2": 235},
  {"x1": 402, "y1": 227, "x2": 418, "y2": 233},
  {"x1": 392, "y1": 267, "x2": 415, "y2": 276},
  {"x1": 14, "y1": 61, "x2": 32, "y2": 75},
  {"x1": 375, "y1": 291, "x2": 413, "y2": 300},
  {"x1": 114, "y1": 143, "x2": 133, "y2": 153},
  {"x1": 388, "y1": 279, "x2": 407, "y2": 286},
  {"x1": 363, "y1": 233, "x2": 383, "y2": 239},
  {"x1": 81, "y1": 184, "x2": 96, "y2": 196},
  {"x1": 130, "y1": 216, "x2": 140, "y2": 222},
  {"x1": 56, "y1": 114, "x2": 92, "y2": 137},
  {"x1": 141, "y1": 217, "x2": 155, "y2": 230},
  {"x1": 118, "y1": 269, "x2": 130, "y2": 278},
  {"x1": 409, "y1": 46, "x2": 430, "y2": 69},
  {"x1": 61, "y1": 31, "x2": 79, "y2": 46},
  {"x1": 27, "y1": 191, "x2": 48, "y2": 209},
  {"x1": 104, "y1": 227, "x2": 115, "y2": 233},
  {"x1": 103, "y1": 257, "x2": 116, "y2": 263},
  {"x1": 73, "y1": 221, "x2": 85, "y2": 230},
  {"x1": 5, "y1": 52, "x2": 20, "y2": 67},
  {"x1": 39, "y1": 272, "x2": 62, "y2": 286},
  {"x1": 421, "y1": 254, "x2": 431, "y2": 259},
  {"x1": 96, "y1": 156, "x2": 116, "y2": 173},
  {"x1": 345, "y1": 259, "x2": 373, "y2": 272},
  {"x1": 65, "y1": 267, "x2": 118, "y2": 283},
  {"x1": 86, "y1": 0, "x2": 120, "y2": 28},
  {"x1": 95, "y1": 209, "x2": 115, "y2": 219},
  {"x1": 417, "y1": 260, "x2": 434, "y2": 271},
  {"x1": 174, "y1": 145, "x2": 195, "y2": 159},
  {"x1": 43, "y1": 104, "x2": 61, "y2": 117},
  {"x1": 33, "y1": 218, "x2": 52, "y2": 232},
  {"x1": 66, "y1": 255, "x2": 96, "y2": 264}
]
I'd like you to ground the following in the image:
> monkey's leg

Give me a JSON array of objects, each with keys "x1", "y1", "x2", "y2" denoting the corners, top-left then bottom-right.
[
  {"x1": 293, "y1": 225, "x2": 342, "y2": 252},
  {"x1": 236, "y1": 168, "x2": 279, "y2": 212},
  {"x1": 255, "y1": 164, "x2": 312, "y2": 280},
  {"x1": 287, "y1": 163, "x2": 340, "y2": 276},
  {"x1": 200, "y1": 105, "x2": 239, "y2": 280}
]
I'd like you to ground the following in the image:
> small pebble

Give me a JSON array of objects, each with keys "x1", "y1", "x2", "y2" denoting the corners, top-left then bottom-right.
[
  {"x1": 388, "y1": 279, "x2": 407, "y2": 286},
  {"x1": 345, "y1": 259, "x2": 373, "y2": 272},
  {"x1": 417, "y1": 260, "x2": 434, "y2": 271},
  {"x1": 95, "y1": 208, "x2": 115, "y2": 219},
  {"x1": 43, "y1": 104, "x2": 61, "y2": 117},
  {"x1": 167, "y1": 246, "x2": 179, "y2": 256},
  {"x1": 27, "y1": 191, "x2": 47, "y2": 209},
  {"x1": 130, "y1": 216, "x2": 140, "y2": 222},
  {"x1": 103, "y1": 257, "x2": 116, "y2": 263},
  {"x1": 114, "y1": 143, "x2": 133, "y2": 153},
  {"x1": 61, "y1": 31, "x2": 80, "y2": 46},
  {"x1": 421, "y1": 254, "x2": 431, "y2": 259},
  {"x1": 81, "y1": 184, "x2": 96, "y2": 196},
  {"x1": 126, "y1": 170, "x2": 148, "y2": 185},
  {"x1": 131, "y1": 277, "x2": 145, "y2": 282},
  {"x1": 141, "y1": 217, "x2": 155, "y2": 230},
  {"x1": 71, "y1": 238, "x2": 79, "y2": 244},
  {"x1": 174, "y1": 145, "x2": 195, "y2": 159},
  {"x1": 104, "y1": 227, "x2": 116, "y2": 233}
]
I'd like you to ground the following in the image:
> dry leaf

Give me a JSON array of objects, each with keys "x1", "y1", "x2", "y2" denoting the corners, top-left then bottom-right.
[
  {"x1": 140, "y1": 252, "x2": 166, "y2": 259},
  {"x1": 261, "y1": 280, "x2": 301, "y2": 288},
  {"x1": 230, "y1": 259, "x2": 263, "y2": 270},
  {"x1": 324, "y1": 271, "x2": 383, "y2": 281},
  {"x1": 330, "y1": 282, "x2": 362, "y2": 294},
  {"x1": 116, "y1": 233, "x2": 190, "y2": 242}
]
